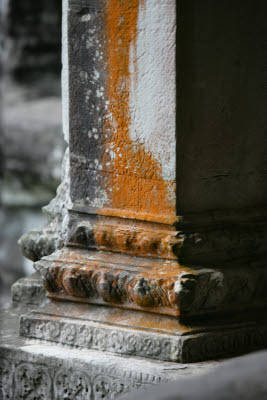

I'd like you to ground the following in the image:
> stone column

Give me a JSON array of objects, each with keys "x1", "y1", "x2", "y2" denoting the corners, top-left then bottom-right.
[{"x1": 20, "y1": 0, "x2": 267, "y2": 364}]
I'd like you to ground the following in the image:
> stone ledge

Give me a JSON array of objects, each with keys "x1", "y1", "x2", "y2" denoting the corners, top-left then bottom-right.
[
  {"x1": 19, "y1": 301, "x2": 267, "y2": 363},
  {"x1": 0, "y1": 304, "x2": 217, "y2": 400}
]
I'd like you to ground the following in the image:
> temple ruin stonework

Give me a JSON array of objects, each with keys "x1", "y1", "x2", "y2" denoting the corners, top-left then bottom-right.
[{"x1": 1, "y1": 0, "x2": 267, "y2": 399}]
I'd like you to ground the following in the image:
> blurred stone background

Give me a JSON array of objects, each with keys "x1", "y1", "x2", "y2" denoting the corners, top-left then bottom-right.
[{"x1": 0, "y1": 0, "x2": 65, "y2": 297}]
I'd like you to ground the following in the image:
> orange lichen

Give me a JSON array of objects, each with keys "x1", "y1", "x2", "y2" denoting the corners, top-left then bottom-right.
[
  {"x1": 45, "y1": 248, "x2": 196, "y2": 317},
  {"x1": 93, "y1": 223, "x2": 182, "y2": 259},
  {"x1": 102, "y1": 0, "x2": 176, "y2": 222}
]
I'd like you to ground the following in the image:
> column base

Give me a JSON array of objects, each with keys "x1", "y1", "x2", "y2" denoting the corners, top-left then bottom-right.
[
  {"x1": 20, "y1": 300, "x2": 267, "y2": 363},
  {"x1": 35, "y1": 248, "x2": 267, "y2": 319},
  {"x1": 0, "y1": 304, "x2": 216, "y2": 400},
  {"x1": 28, "y1": 247, "x2": 267, "y2": 363}
]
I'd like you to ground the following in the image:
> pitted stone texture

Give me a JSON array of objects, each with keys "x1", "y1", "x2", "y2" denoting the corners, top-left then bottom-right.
[{"x1": 0, "y1": 356, "x2": 154, "y2": 400}]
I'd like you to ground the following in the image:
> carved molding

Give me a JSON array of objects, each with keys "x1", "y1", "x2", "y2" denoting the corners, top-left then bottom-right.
[
  {"x1": 180, "y1": 326, "x2": 267, "y2": 363},
  {"x1": 54, "y1": 369, "x2": 91, "y2": 399},
  {"x1": 66, "y1": 209, "x2": 267, "y2": 266},
  {"x1": 0, "y1": 358, "x2": 158, "y2": 399},
  {"x1": 20, "y1": 317, "x2": 182, "y2": 362},
  {"x1": 93, "y1": 224, "x2": 181, "y2": 260},
  {"x1": 36, "y1": 249, "x2": 187, "y2": 316},
  {"x1": 35, "y1": 248, "x2": 267, "y2": 318},
  {"x1": 67, "y1": 218, "x2": 182, "y2": 260},
  {"x1": 19, "y1": 314, "x2": 267, "y2": 364}
]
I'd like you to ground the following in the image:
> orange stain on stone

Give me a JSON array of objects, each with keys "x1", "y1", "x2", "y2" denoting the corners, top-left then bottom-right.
[{"x1": 102, "y1": 0, "x2": 176, "y2": 221}]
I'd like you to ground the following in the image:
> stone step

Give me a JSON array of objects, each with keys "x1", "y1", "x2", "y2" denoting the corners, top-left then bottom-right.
[
  {"x1": 20, "y1": 300, "x2": 267, "y2": 363},
  {"x1": 0, "y1": 304, "x2": 216, "y2": 400}
]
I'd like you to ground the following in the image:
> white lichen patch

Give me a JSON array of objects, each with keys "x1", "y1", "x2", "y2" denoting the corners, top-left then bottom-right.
[
  {"x1": 81, "y1": 14, "x2": 91, "y2": 22},
  {"x1": 93, "y1": 69, "x2": 100, "y2": 81}
]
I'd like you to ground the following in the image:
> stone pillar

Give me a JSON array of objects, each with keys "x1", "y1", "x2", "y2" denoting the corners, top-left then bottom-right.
[{"x1": 20, "y1": 0, "x2": 267, "y2": 365}]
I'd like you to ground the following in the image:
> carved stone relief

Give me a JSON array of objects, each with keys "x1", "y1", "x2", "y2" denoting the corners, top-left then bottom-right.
[
  {"x1": 14, "y1": 363, "x2": 51, "y2": 400},
  {"x1": 20, "y1": 316, "x2": 181, "y2": 362},
  {"x1": 0, "y1": 359, "x2": 151, "y2": 400}
]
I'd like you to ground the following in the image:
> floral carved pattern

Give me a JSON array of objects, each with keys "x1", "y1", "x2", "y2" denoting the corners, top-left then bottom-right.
[
  {"x1": 93, "y1": 376, "x2": 129, "y2": 400},
  {"x1": 14, "y1": 363, "x2": 51, "y2": 399},
  {"x1": 0, "y1": 359, "x2": 155, "y2": 400},
  {"x1": 54, "y1": 369, "x2": 91, "y2": 400},
  {"x1": 20, "y1": 317, "x2": 180, "y2": 362}
]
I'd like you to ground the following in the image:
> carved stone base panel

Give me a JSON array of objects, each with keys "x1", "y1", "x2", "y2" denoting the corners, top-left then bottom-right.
[
  {"x1": 20, "y1": 301, "x2": 267, "y2": 363},
  {"x1": 35, "y1": 248, "x2": 267, "y2": 318},
  {"x1": 0, "y1": 356, "x2": 141, "y2": 400},
  {"x1": 0, "y1": 304, "x2": 217, "y2": 400}
]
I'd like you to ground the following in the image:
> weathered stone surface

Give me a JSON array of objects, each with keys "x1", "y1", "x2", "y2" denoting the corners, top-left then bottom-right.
[
  {"x1": 20, "y1": 300, "x2": 267, "y2": 363},
  {"x1": 18, "y1": 0, "x2": 267, "y2": 367},
  {"x1": 68, "y1": 0, "x2": 176, "y2": 231},
  {"x1": 64, "y1": 207, "x2": 267, "y2": 268},
  {"x1": 0, "y1": 304, "x2": 218, "y2": 400},
  {"x1": 35, "y1": 247, "x2": 267, "y2": 319},
  {"x1": 11, "y1": 273, "x2": 46, "y2": 305},
  {"x1": 12, "y1": 0, "x2": 267, "y2": 380}
]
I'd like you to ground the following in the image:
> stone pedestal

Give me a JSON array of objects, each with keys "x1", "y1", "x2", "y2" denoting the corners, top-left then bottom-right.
[
  {"x1": 0, "y1": 303, "x2": 218, "y2": 399},
  {"x1": 21, "y1": 0, "x2": 267, "y2": 362},
  {"x1": 1, "y1": 0, "x2": 267, "y2": 398}
]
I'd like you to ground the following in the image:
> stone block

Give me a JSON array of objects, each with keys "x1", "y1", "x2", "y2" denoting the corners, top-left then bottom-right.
[
  {"x1": 20, "y1": 300, "x2": 267, "y2": 364},
  {"x1": 11, "y1": 273, "x2": 46, "y2": 305},
  {"x1": 0, "y1": 304, "x2": 217, "y2": 399}
]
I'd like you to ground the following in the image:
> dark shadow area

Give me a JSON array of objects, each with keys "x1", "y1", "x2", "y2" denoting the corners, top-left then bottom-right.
[{"x1": 177, "y1": 0, "x2": 267, "y2": 215}]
